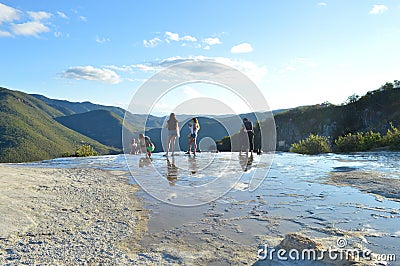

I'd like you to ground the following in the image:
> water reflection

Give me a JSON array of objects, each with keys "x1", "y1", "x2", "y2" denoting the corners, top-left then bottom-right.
[
  {"x1": 239, "y1": 154, "x2": 253, "y2": 172},
  {"x1": 188, "y1": 156, "x2": 198, "y2": 174},
  {"x1": 166, "y1": 157, "x2": 178, "y2": 186},
  {"x1": 139, "y1": 157, "x2": 152, "y2": 168},
  {"x1": 16, "y1": 151, "x2": 400, "y2": 255}
]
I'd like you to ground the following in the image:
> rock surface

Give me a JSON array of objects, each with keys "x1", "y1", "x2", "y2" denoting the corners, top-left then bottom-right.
[{"x1": 0, "y1": 165, "x2": 149, "y2": 265}]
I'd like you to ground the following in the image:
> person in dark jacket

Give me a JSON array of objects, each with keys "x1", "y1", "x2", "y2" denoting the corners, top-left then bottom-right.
[{"x1": 242, "y1": 118, "x2": 254, "y2": 157}]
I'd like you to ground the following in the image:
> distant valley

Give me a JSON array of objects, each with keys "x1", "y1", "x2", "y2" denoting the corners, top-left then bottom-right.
[{"x1": 0, "y1": 81, "x2": 399, "y2": 162}]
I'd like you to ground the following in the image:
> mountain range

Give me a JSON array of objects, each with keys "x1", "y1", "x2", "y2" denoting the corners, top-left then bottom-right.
[
  {"x1": 0, "y1": 81, "x2": 399, "y2": 162},
  {"x1": 0, "y1": 88, "x2": 118, "y2": 162}
]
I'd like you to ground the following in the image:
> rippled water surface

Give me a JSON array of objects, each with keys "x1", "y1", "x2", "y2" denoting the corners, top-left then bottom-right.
[{"x1": 19, "y1": 151, "x2": 400, "y2": 257}]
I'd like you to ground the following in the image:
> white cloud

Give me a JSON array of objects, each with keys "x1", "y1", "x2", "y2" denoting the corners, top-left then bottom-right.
[
  {"x1": 143, "y1": 37, "x2": 162, "y2": 47},
  {"x1": 126, "y1": 56, "x2": 267, "y2": 82},
  {"x1": 0, "y1": 3, "x2": 21, "y2": 24},
  {"x1": 57, "y1": 11, "x2": 68, "y2": 19},
  {"x1": 165, "y1": 31, "x2": 197, "y2": 43},
  {"x1": 62, "y1": 66, "x2": 121, "y2": 84},
  {"x1": 0, "y1": 3, "x2": 56, "y2": 37},
  {"x1": 0, "y1": 30, "x2": 12, "y2": 37},
  {"x1": 28, "y1": 11, "x2": 52, "y2": 21},
  {"x1": 369, "y1": 4, "x2": 388, "y2": 14},
  {"x1": 203, "y1": 37, "x2": 221, "y2": 45},
  {"x1": 230, "y1": 43, "x2": 253, "y2": 54},
  {"x1": 105, "y1": 64, "x2": 135, "y2": 73},
  {"x1": 96, "y1": 36, "x2": 110, "y2": 43},
  {"x1": 133, "y1": 63, "x2": 162, "y2": 72},
  {"x1": 165, "y1": 31, "x2": 180, "y2": 42},
  {"x1": 317, "y1": 2, "x2": 327, "y2": 7},
  {"x1": 79, "y1": 16, "x2": 87, "y2": 22},
  {"x1": 107, "y1": 56, "x2": 267, "y2": 83},
  {"x1": 144, "y1": 32, "x2": 222, "y2": 49},
  {"x1": 11, "y1": 21, "x2": 50, "y2": 37},
  {"x1": 181, "y1": 35, "x2": 197, "y2": 42}
]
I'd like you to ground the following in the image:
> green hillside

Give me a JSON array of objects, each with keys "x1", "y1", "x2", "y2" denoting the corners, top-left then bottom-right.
[
  {"x1": 56, "y1": 110, "x2": 136, "y2": 149},
  {"x1": 31, "y1": 94, "x2": 126, "y2": 118},
  {"x1": 0, "y1": 87, "x2": 117, "y2": 163}
]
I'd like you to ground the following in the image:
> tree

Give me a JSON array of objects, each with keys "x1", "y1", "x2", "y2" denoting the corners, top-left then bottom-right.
[
  {"x1": 379, "y1": 82, "x2": 394, "y2": 91},
  {"x1": 394, "y1": 80, "x2": 400, "y2": 89},
  {"x1": 346, "y1": 94, "x2": 360, "y2": 104}
]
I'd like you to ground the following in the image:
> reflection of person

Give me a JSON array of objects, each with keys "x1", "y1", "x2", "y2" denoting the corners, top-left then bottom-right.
[
  {"x1": 138, "y1": 133, "x2": 155, "y2": 158},
  {"x1": 166, "y1": 157, "x2": 178, "y2": 186},
  {"x1": 243, "y1": 118, "x2": 254, "y2": 157},
  {"x1": 139, "y1": 157, "x2": 152, "y2": 168},
  {"x1": 188, "y1": 156, "x2": 198, "y2": 174},
  {"x1": 239, "y1": 153, "x2": 253, "y2": 172},
  {"x1": 130, "y1": 137, "x2": 138, "y2": 154},
  {"x1": 186, "y1": 117, "x2": 200, "y2": 156},
  {"x1": 164, "y1": 113, "x2": 179, "y2": 157}
]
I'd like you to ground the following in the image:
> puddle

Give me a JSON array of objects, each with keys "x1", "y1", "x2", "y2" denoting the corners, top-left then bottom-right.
[{"x1": 17, "y1": 151, "x2": 400, "y2": 259}]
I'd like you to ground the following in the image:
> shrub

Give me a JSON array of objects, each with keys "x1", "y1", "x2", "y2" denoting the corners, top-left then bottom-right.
[
  {"x1": 291, "y1": 134, "x2": 331, "y2": 155},
  {"x1": 383, "y1": 123, "x2": 400, "y2": 150},
  {"x1": 358, "y1": 131, "x2": 382, "y2": 151},
  {"x1": 75, "y1": 144, "x2": 99, "y2": 157},
  {"x1": 334, "y1": 131, "x2": 382, "y2": 152},
  {"x1": 334, "y1": 133, "x2": 358, "y2": 153}
]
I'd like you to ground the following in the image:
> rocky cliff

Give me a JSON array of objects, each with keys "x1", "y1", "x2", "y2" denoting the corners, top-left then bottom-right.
[{"x1": 275, "y1": 84, "x2": 400, "y2": 150}]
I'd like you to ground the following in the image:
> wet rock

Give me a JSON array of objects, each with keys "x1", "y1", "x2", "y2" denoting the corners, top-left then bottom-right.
[{"x1": 278, "y1": 233, "x2": 322, "y2": 251}]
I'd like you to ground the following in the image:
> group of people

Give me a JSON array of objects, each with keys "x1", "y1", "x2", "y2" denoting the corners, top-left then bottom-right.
[
  {"x1": 164, "y1": 113, "x2": 200, "y2": 157},
  {"x1": 130, "y1": 113, "x2": 200, "y2": 158},
  {"x1": 130, "y1": 133, "x2": 155, "y2": 158},
  {"x1": 130, "y1": 113, "x2": 256, "y2": 158}
]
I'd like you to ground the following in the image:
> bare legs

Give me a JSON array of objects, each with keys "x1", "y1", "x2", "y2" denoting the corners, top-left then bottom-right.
[
  {"x1": 165, "y1": 135, "x2": 177, "y2": 157},
  {"x1": 170, "y1": 136, "x2": 176, "y2": 156},
  {"x1": 187, "y1": 137, "x2": 197, "y2": 156}
]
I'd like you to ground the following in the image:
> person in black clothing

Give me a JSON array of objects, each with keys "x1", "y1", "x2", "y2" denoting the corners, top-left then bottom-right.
[{"x1": 242, "y1": 118, "x2": 254, "y2": 157}]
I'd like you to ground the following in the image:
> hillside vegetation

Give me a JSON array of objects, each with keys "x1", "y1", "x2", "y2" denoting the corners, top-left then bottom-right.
[
  {"x1": 32, "y1": 94, "x2": 126, "y2": 118},
  {"x1": 56, "y1": 110, "x2": 136, "y2": 149},
  {"x1": 1, "y1": 80, "x2": 399, "y2": 162},
  {"x1": 0, "y1": 88, "x2": 117, "y2": 162},
  {"x1": 275, "y1": 81, "x2": 400, "y2": 151}
]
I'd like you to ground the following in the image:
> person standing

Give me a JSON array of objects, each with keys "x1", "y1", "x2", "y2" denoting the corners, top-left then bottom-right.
[
  {"x1": 243, "y1": 118, "x2": 254, "y2": 157},
  {"x1": 130, "y1": 137, "x2": 138, "y2": 154},
  {"x1": 186, "y1": 117, "x2": 200, "y2": 156},
  {"x1": 164, "y1": 113, "x2": 179, "y2": 157},
  {"x1": 239, "y1": 125, "x2": 248, "y2": 156}
]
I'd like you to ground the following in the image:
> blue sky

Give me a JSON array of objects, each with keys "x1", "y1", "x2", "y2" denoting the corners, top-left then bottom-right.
[{"x1": 1, "y1": 1, "x2": 399, "y2": 114}]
